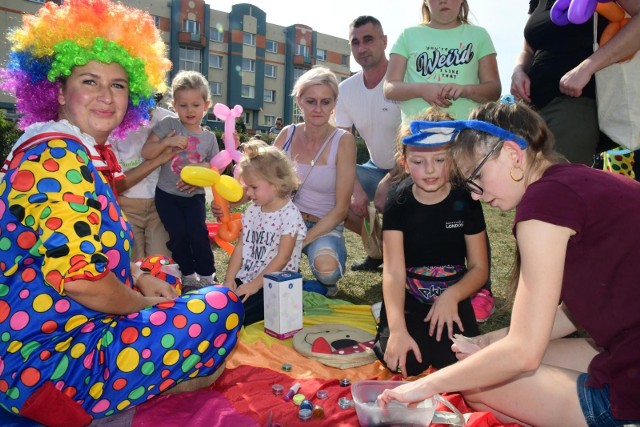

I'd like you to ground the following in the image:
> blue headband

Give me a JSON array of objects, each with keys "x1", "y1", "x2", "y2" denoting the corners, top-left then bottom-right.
[{"x1": 402, "y1": 119, "x2": 529, "y2": 149}]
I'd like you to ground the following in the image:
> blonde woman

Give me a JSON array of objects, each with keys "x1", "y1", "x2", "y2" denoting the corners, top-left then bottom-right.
[{"x1": 274, "y1": 66, "x2": 357, "y2": 297}]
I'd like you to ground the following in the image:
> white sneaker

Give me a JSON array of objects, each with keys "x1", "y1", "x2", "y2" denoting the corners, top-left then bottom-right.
[{"x1": 371, "y1": 301, "x2": 382, "y2": 323}]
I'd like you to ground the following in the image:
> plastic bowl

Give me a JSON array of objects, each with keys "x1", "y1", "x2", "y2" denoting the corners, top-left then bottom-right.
[{"x1": 352, "y1": 380, "x2": 435, "y2": 426}]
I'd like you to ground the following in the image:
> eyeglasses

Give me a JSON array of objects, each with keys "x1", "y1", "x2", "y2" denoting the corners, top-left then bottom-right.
[{"x1": 465, "y1": 140, "x2": 503, "y2": 195}]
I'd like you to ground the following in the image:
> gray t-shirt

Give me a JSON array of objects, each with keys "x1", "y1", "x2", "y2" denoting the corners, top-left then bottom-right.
[{"x1": 152, "y1": 116, "x2": 219, "y2": 197}]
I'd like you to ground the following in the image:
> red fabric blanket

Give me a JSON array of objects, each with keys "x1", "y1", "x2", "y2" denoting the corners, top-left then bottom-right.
[
  {"x1": 129, "y1": 298, "x2": 520, "y2": 427},
  {"x1": 0, "y1": 297, "x2": 520, "y2": 426},
  {"x1": 130, "y1": 364, "x2": 519, "y2": 426}
]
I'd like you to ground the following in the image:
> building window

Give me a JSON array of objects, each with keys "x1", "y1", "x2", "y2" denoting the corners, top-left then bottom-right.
[
  {"x1": 266, "y1": 40, "x2": 278, "y2": 53},
  {"x1": 293, "y1": 67, "x2": 306, "y2": 81},
  {"x1": 210, "y1": 82, "x2": 222, "y2": 96},
  {"x1": 265, "y1": 64, "x2": 277, "y2": 78},
  {"x1": 242, "y1": 58, "x2": 255, "y2": 73},
  {"x1": 316, "y1": 49, "x2": 327, "y2": 62},
  {"x1": 242, "y1": 111, "x2": 251, "y2": 125},
  {"x1": 293, "y1": 102, "x2": 303, "y2": 124},
  {"x1": 241, "y1": 85, "x2": 255, "y2": 99},
  {"x1": 296, "y1": 44, "x2": 309, "y2": 57},
  {"x1": 183, "y1": 20, "x2": 200, "y2": 35},
  {"x1": 342, "y1": 54, "x2": 349, "y2": 66},
  {"x1": 243, "y1": 32, "x2": 256, "y2": 46},
  {"x1": 208, "y1": 112, "x2": 222, "y2": 122},
  {"x1": 210, "y1": 28, "x2": 224, "y2": 42},
  {"x1": 179, "y1": 47, "x2": 202, "y2": 72},
  {"x1": 153, "y1": 16, "x2": 161, "y2": 28},
  {"x1": 209, "y1": 54, "x2": 223, "y2": 69},
  {"x1": 264, "y1": 90, "x2": 276, "y2": 103},
  {"x1": 265, "y1": 115, "x2": 276, "y2": 126}
]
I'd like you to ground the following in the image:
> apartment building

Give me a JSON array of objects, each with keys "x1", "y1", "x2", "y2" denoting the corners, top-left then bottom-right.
[{"x1": 0, "y1": 0, "x2": 352, "y2": 134}]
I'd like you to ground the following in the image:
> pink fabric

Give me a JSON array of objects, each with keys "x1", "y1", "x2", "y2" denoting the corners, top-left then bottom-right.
[{"x1": 132, "y1": 389, "x2": 257, "y2": 427}]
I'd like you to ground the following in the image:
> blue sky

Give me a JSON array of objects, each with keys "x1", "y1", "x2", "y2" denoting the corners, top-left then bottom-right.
[{"x1": 207, "y1": 0, "x2": 530, "y2": 93}]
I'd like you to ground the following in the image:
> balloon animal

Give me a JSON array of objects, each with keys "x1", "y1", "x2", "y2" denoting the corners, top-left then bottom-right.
[
  {"x1": 209, "y1": 103, "x2": 244, "y2": 176},
  {"x1": 550, "y1": 0, "x2": 615, "y2": 25},
  {"x1": 596, "y1": 1, "x2": 631, "y2": 60},
  {"x1": 180, "y1": 165, "x2": 243, "y2": 254}
]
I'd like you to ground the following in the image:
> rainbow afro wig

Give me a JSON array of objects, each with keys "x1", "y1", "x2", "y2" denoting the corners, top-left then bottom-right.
[{"x1": 0, "y1": 0, "x2": 172, "y2": 138}]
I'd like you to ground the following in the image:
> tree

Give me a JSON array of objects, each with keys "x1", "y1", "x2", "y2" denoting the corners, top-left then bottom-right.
[{"x1": 0, "y1": 112, "x2": 22, "y2": 164}]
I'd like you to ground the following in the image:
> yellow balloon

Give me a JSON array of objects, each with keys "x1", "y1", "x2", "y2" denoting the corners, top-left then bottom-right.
[
  {"x1": 180, "y1": 166, "x2": 220, "y2": 187},
  {"x1": 216, "y1": 175, "x2": 243, "y2": 202}
]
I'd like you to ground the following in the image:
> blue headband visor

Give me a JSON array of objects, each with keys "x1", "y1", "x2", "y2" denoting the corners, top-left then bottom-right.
[{"x1": 402, "y1": 119, "x2": 528, "y2": 149}]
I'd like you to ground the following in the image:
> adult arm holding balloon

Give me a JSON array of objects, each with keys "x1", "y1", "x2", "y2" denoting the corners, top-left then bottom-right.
[
  {"x1": 510, "y1": 0, "x2": 631, "y2": 165},
  {"x1": 561, "y1": 0, "x2": 640, "y2": 96}
]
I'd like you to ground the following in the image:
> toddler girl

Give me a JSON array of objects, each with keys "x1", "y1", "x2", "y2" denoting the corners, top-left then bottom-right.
[
  {"x1": 223, "y1": 140, "x2": 306, "y2": 325},
  {"x1": 142, "y1": 70, "x2": 218, "y2": 292}
]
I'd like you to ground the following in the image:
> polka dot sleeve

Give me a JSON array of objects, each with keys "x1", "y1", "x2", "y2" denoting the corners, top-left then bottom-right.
[{"x1": 7, "y1": 140, "x2": 112, "y2": 293}]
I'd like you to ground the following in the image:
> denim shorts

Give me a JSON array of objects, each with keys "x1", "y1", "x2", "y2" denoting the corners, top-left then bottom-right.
[
  {"x1": 356, "y1": 161, "x2": 391, "y2": 200},
  {"x1": 302, "y1": 221, "x2": 346, "y2": 285},
  {"x1": 577, "y1": 373, "x2": 640, "y2": 426}
]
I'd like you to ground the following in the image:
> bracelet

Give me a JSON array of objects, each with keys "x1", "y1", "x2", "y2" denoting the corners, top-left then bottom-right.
[{"x1": 132, "y1": 269, "x2": 149, "y2": 287}]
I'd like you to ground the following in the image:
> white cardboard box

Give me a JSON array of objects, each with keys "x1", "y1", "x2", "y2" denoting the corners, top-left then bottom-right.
[{"x1": 263, "y1": 271, "x2": 303, "y2": 339}]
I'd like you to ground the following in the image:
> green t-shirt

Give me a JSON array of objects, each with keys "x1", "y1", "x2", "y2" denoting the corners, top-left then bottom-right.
[{"x1": 390, "y1": 23, "x2": 496, "y2": 122}]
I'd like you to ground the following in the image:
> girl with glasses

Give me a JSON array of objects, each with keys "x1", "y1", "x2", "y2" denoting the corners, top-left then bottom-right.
[{"x1": 379, "y1": 100, "x2": 640, "y2": 426}]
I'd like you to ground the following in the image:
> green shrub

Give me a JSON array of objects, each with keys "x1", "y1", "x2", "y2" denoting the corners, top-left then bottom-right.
[{"x1": 0, "y1": 112, "x2": 22, "y2": 164}]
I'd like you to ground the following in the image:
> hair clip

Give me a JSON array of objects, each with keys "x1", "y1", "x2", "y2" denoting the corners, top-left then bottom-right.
[
  {"x1": 402, "y1": 119, "x2": 528, "y2": 149},
  {"x1": 500, "y1": 94, "x2": 516, "y2": 105}
]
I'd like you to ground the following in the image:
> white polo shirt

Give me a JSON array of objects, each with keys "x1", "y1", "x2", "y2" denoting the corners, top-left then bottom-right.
[{"x1": 335, "y1": 71, "x2": 400, "y2": 170}]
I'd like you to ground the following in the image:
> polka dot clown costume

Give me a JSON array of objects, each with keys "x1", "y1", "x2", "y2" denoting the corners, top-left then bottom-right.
[{"x1": 0, "y1": 0, "x2": 244, "y2": 424}]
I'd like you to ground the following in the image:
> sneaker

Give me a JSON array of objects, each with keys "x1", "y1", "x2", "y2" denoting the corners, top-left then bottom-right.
[
  {"x1": 324, "y1": 285, "x2": 338, "y2": 298},
  {"x1": 370, "y1": 301, "x2": 382, "y2": 323},
  {"x1": 302, "y1": 279, "x2": 327, "y2": 295},
  {"x1": 198, "y1": 276, "x2": 215, "y2": 287},
  {"x1": 181, "y1": 276, "x2": 202, "y2": 294},
  {"x1": 471, "y1": 289, "x2": 495, "y2": 323},
  {"x1": 351, "y1": 256, "x2": 383, "y2": 271}
]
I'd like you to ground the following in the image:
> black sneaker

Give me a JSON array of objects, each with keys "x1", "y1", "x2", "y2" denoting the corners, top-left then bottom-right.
[{"x1": 351, "y1": 256, "x2": 383, "y2": 271}]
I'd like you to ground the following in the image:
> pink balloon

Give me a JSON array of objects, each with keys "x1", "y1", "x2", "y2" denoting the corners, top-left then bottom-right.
[
  {"x1": 210, "y1": 150, "x2": 232, "y2": 170},
  {"x1": 230, "y1": 149, "x2": 243, "y2": 163},
  {"x1": 211, "y1": 103, "x2": 244, "y2": 173}
]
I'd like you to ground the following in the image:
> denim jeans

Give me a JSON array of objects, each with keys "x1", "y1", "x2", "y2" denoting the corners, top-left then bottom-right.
[
  {"x1": 577, "y1": 373, "x2": 640, "y2": 426},
  {"x1": 302, "y1": 221, "x2": 346, "y2": 285},
  {"x1": 356, "y1": 160, "x2": 390, "y2": 200}
]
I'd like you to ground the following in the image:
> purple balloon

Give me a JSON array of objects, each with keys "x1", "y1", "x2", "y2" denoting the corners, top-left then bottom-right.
[
  {"x1": 568, "y1": 0, "x2": 598, "y2": 24},
  {"x1": 551, "y1": 0, "x2": 572, "y2": 26}
]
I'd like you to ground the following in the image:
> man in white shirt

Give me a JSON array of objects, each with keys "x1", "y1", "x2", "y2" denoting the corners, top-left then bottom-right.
[{"x1": 335, "y1": 16, "x2": 401, "y2": 271}]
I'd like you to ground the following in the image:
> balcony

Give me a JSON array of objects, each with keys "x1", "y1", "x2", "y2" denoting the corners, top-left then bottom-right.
[
  {"x1": 178, "y1": 31, "x2": 206, "y2": 48},
  {"x1": 293, "y1": 55, "x2": 314, "y2": 67}
]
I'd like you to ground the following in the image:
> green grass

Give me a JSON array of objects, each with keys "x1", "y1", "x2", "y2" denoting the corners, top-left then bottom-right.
[{"x1": 210, "y1": 202, "x2": 516, "y2": 333}]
